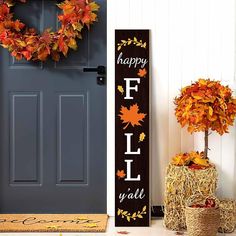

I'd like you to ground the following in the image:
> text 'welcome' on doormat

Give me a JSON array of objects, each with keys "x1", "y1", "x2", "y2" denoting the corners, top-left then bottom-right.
[{"x1": 0, "y1": 214, "x2": 108, "y2": 232}]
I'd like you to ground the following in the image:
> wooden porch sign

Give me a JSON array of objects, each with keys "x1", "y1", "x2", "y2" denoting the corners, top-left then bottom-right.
[{"x1": 115, "y1": 30, "x2": 150, "y2": 227}]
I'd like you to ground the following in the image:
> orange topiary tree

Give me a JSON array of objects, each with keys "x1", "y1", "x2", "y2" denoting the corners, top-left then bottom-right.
[{"x1": 175, "y1": 78, "x2": 236, "y2": 159}]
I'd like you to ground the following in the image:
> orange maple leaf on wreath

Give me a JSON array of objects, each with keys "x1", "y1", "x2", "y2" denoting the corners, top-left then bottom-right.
[
  {"x1": 116, "y1": 170, "x2": 126, "y2": 179},
  {"x1": 137, "y1": 68, "x2": 147, "y2": 78},
  {"x1": 119, "y1": 103, "x2": 146, "y2": 129}
]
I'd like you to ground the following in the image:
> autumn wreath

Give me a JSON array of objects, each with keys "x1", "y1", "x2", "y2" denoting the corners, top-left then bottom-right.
[{"x1": 0, "y1": 0, "x2": 99, "y2": 61}]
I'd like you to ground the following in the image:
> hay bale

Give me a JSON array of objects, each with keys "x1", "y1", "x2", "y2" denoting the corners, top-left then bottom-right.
[
  {"x1": 163, "y1": 164, "x2": 218, "y2": 231},
  {"x1": 218, "y1": 199, "x2": 236, "y2": 233}
]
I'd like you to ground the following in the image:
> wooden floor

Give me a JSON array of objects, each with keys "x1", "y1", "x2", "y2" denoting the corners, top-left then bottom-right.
[{"x1": 0, "y1": 217, "x2": 233, "y2": 235}]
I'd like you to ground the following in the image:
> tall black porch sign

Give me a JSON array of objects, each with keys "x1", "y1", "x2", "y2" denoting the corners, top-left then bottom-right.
[{"x1": 115, "y1": 30, "x2": 150, "y2": 227}]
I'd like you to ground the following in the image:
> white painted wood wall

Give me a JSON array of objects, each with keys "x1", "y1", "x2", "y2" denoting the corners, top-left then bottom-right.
[{"x1": 107, "y1": 0, "x2": 236, "y2": 215}]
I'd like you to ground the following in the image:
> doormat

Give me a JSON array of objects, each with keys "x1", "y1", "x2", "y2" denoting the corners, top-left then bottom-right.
[{"x1": 0, "y1": 214, "x2": 108, "y2": 232}]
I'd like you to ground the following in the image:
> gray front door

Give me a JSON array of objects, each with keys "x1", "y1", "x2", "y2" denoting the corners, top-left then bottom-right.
[{"x1": 0, "y1": 0, "x2": 106, "y2": 213}]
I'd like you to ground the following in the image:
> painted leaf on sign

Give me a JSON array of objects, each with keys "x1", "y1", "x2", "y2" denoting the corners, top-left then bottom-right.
[
  {"x1": 139, "y1": 132, "x2": 146, "y2": 142},
  {"x1": 137, "y1": 68, "x2": 147, "y2": 78},
  {"x1": 119, "y1": 104, "x2": 146, "y2": 129},
  {"x1": 117, "y1": 85, "x2": 124, "y2": 95},
  {"x1": 116, "y1": 170, "x2": 126, "y2": 179}
]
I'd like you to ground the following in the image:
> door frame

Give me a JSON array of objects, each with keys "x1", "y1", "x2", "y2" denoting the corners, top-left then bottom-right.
[{"x1": 106, "y1": 24, "x2": 115, "y2": 216}]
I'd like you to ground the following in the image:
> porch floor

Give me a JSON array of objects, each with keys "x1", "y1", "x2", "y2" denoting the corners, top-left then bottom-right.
[{"x1": 0, "y1": 217, "x2": 234, "y2": 235}]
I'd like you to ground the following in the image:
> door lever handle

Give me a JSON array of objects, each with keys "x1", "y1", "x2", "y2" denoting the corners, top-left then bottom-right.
[{"x1": 83, "y1": 66, "x2": 106, "y2": 75}]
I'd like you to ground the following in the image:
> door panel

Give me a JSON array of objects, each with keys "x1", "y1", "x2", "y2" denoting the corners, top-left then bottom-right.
[
  {"x1": 0, "y1": 0, "x2": 107, "y2": 213},
  {"x1": 57, "y1": 93, "x2": 88, "y2": 185},
  {"x1": 10, "y1": 92, "x2": 42, "y2": 185}
]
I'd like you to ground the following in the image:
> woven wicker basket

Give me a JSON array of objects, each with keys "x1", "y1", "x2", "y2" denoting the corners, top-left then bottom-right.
[
  {"x1": 185, "y1": 195, "x2": 220, "y2": 236},
  {"x1": 185, "y1": 206, "x2": 220, "y2": 236}
]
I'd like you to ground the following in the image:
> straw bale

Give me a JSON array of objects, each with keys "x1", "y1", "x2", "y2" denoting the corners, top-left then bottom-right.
[{"x1": 163, "y1": 164, "x2": 218, "y2": 231}]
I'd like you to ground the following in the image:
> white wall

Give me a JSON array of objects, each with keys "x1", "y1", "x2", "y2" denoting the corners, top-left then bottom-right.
[{"x1": 107, "y1": 0, "x2": 236, "y2": 216}]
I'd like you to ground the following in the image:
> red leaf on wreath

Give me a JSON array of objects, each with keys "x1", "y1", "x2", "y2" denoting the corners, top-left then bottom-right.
[
  {"x1": 58, "y1": 36, "x2": 69, "y2": 56},
  {"x1": 0, "y1": 4, "x2": 9, "y2": 17},
  {"x1": 59, "y1": 4, "x2": 75, "y2": 15},
  {"x1": 40, "y1": 30, "x2": 53, "y2": 44},
  {"x1": 11, "y1": 50, "x2": 23, "y2": 60},
  {"x1": 51, "y1": 51, "x2": 60, "y2": 62},
  {"x1": 38, "y1": 47, "x2": 50, "y2": 61},
  {"x1": 0, "y1": 31, "x2": 7, "y2": 41},
  {"x1": 13, "y1": 20, "x2": 25, "y2": 32},
  {"x1": 22, "y1": 50, "x2": 32, "y2": 61}
]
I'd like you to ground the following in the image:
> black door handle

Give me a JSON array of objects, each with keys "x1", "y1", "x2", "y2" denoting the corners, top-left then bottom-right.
[
  {"x1": 83, "y1": 66, "x2": 106, "y2": 85},
  {"x1": 83, "y1": 66, "x2": 106, "y2": 75}
]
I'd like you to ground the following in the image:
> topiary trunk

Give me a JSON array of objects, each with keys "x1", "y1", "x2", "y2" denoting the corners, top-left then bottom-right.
[{"x1": 204, "y1": 129, "x2": 209, "y2": 159}]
